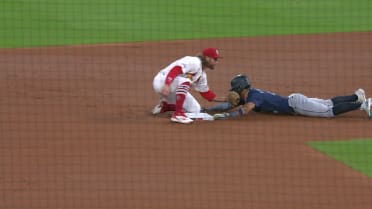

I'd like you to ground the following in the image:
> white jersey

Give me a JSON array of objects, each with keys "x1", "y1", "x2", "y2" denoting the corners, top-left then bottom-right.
[
  {"x1": 192, "y1": 71, "x2": 209, "y2": 92},
  {"x1": 159, "y1": 56, "x2": 210, "y2": 92},
  {"x1": 153, "y1": 56, "x2": 215, "y2": 113}
]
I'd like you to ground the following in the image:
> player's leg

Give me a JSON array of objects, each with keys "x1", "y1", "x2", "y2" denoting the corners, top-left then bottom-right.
[
  {"x1": 332, "y1": 102, "x2": 361, "y2": 116},
  {"x1": 331, "y1": 88, "x2": 365, "y2": 105},
  {"x1": 152, "y1": 95, "x2": 176, "y2": 114},
  {"x1": 305, "y1": 89, "x2": 365, "y2": 116},
  {"x1": 333, "y1": 98, "x2": 371, "y2": 118},
  {"x1": 309, "y1": 95, "x2": 359, "y2": 108},
  {"x1": 290, "y1": 93, "x2": 363, "y2": 117},
  {"x1": 151, "y1": 73, "x2": 176, "y2": 115},
  {"x1": 308, "y1": 98, "x2": 333, "y2": 107},
  {"x1": 152, "y1": 72, "x2": 176, "y2": 114},
  {"x1": 331, "y1": 95, "x2": 357, "y2": 105},
  {"x1": 288, "y1": 93, "x2": 334, "y2": 117},
  {"x1": 152, "y1": 72, "x2": 164, "y2": 94},
  {"x1": 183, "y1": 93, "x2": 201, "y2": 113},
  {"x1": 160, "y1": 78, "x2": 206, "y2": 114},
  {"x1": 329, "y1": 89, "x2": 367, "y2": 116},
  {"x1": 152, "y1": 72, "x2": 166, "y2": 114},
  {"x1": 169, "y1": 77, "x2": 193, "y2": 124}
]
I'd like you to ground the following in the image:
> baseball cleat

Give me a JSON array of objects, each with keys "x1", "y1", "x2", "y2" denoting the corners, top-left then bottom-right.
[
  {"x1": 171, "y1": 111, "x2": 193, "y2": 124},
  {"x1": 360, "y1": 98, "x2": 372, "y2": 119},
  {"x1": 354, "y1": 88, "x2": 366, "y2": 104},
  {"x1": 152, "y1": 101, "x2": 165, "y2": 115}
]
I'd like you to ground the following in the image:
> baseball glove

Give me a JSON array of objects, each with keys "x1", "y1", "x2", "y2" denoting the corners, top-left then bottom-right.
[{"x1": 227, "y1": 91, "x2": 240, "y2": 107}]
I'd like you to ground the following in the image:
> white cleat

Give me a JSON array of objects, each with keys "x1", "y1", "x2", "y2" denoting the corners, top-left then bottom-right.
[
  {"x1": 170, "y1": 112, "x2": 193, "y2": 124},
  {"x1": 152, "y1": 101, "x2": 164, "y2": 115},
  {"x1": 354, "y1": 88, "x2": 366, "y2": 104},
  {"x1": 360, "y1": 98, "x2": 372, "y2": 119}
]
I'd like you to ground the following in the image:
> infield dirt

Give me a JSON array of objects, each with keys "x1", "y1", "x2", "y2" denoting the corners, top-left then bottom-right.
[{"x1": 1, "y1": 32, "x2": 372, "y2": 209}]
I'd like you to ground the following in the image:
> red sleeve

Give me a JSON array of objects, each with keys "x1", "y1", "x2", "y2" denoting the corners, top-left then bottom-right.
[
  {"x1": 200, "y1": 90, "x2": 216, "y2": 101},
  {"x1": 165, "y1": 66, "x2": 183, "y2": 85}
]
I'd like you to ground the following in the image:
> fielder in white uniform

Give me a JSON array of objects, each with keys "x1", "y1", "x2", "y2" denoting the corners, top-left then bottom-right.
[{"x1": 152, "y1": 48, "x2": 225, "y2": 124}]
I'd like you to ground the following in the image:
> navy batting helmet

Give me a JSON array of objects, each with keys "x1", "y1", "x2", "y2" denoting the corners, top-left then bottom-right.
[{"x1": 230, "y1": 74, "x2": 251, "y2": 94}]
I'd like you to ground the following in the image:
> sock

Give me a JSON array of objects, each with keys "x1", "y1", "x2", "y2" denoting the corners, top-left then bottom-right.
[
  {"x1": 331, "y1": 95, "x2": 357, "y2": 105},
  {"x1": 332, "y1": 102, "x2": 361, "y2": 115},
  {"x1": 175, "y1": 82, "x2": 191, "y2": 113},
  {"x1": 163, "y1": 103, "x2": 176, "y2": 112}
]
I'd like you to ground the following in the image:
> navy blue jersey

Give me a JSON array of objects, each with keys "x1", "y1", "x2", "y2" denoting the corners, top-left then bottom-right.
[{"x1": 245, "y1": 88, "x2": 294, "y2": 114}]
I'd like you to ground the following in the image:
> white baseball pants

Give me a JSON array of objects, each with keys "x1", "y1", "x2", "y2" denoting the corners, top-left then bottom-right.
[
  {"x1": 152, "y1": 72, "x2": 201, "y2": 113},
  {"x1": 288, "y1": 93, "x2": 335, "y2": 117}
]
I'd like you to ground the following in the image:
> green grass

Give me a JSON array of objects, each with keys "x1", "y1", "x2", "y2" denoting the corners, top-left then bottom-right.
[
  {"x1": 308, "y1": 139, "x2": 372, "y2": 177},
  {"x1": 1, "y1": 0, "x2": 372, "y2": 48}
]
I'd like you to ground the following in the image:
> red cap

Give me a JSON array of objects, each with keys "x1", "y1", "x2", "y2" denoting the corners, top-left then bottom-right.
[{"x1": 202, "y1": 48, "x2": 222, "y2": 59}]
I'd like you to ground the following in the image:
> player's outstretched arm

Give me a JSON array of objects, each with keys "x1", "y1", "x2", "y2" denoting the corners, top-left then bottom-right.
[
  {"x1": 211, "y1": 96, "x2": 227, "y2": 102},
  {"x1": 213, "y1": 102, "x2": 255, "y2": 120},
  {"x1": 204, "y1": 102, "x2": 232, "y2": 112},
  {"x1": 205, "y1": 90, "x2": 241, "y2": 113}
]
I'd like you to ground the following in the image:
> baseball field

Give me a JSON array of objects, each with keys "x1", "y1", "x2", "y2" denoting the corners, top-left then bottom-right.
[{"x1": 1, "y1": 1, "x2": 372, "y2": 209}]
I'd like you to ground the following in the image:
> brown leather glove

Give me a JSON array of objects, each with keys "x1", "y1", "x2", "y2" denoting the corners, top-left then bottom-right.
[{"x1": 227, "y1": 91, "x2": 240, "y2": 107}]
